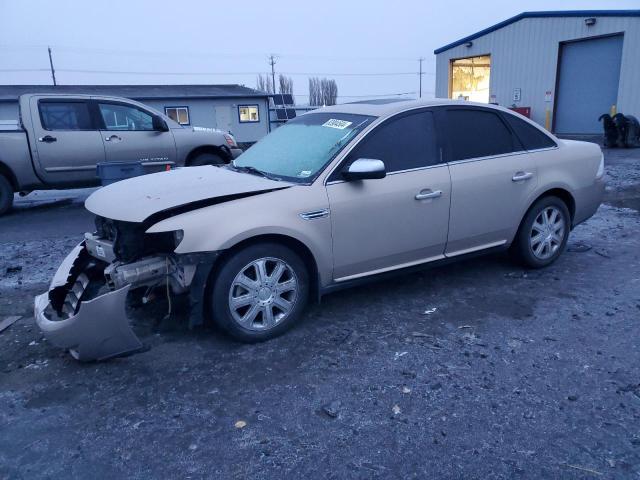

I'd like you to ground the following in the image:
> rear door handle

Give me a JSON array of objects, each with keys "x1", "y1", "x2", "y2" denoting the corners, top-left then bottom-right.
[
  {"x1": 38, "y1": 135, "x2": 57, "y2": 143},
  {"x1": 415, "y1": 189, "x2": 442, "y2": 200},
  {"x1": 512, "y1": 171, "x2": 533, "y2": 182},
  {"x1": 105, "y1": 134, "x2": 122, "y2": 142}
]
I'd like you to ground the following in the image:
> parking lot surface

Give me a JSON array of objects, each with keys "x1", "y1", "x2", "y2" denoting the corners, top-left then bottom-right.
[{"x1": 1, "y1": 149, "x2": 639, "y2": 479}]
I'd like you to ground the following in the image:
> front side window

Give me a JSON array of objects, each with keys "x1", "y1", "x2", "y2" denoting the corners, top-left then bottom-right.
[
  {"x1": 345, "y1": 111, "x2": 438, "y2": 174},
  {"x1": 445, "y1": 109, "x2": 520, "y2": 161},
  {"x1": 502, "y1": 112, "x2": 557, "y2": 150},
  {"x1": 165, "y1": 106, "x2": 190, "y2": 125},
  {"x1": 234, "y1": 112, "x2": 374, "y2": 182},
  {"x1": 39, "y1": 101, "x2": 93, "y2": 130},
  {"x1": 239, "y1": 105, "x2": 259, "y2": 123},
  {"x1": 98, "y1": 103, "x2": 154, "y2": 131}
]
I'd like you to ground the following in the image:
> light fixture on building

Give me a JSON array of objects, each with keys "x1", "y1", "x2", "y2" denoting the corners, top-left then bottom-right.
[
  {"x1": 585, "y1": 17, "x2": 596, "y2": 26},
  {"x1": 465, "y1": 41, "x2": 473, "y2": 48}
]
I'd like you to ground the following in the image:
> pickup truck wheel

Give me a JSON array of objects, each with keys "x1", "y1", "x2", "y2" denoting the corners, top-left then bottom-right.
[
  {"x1": 511, "y1": 196, "x2": 570, "y2": 269},
  {"x1": 189, "y1": 152, "x2": 224, "y2": 166},
  {"x1": 0, "y1": 174, "x2": 14, "y2": 216},
  {"x1": 209, "y1": 243, "x2": 309, "y2": 343}
]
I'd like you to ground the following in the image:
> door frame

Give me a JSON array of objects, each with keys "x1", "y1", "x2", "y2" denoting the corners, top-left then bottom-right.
[{"x1": 551, "y1": 32, "x2": 624, "y2": 133}]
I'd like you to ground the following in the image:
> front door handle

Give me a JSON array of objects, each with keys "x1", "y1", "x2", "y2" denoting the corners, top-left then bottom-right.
[
  {"x1": 415, "y1": 189, "x2": 442, "y2": 200},
  {"x1": 38, "y1": 135, "x2": 57, "y2": 143},
  {"x1": 512, "y1": 171, "x2": 533, "y2": 182},
  {"x1": 105, "y1": 134, "x2": 122, "y2": 142}
]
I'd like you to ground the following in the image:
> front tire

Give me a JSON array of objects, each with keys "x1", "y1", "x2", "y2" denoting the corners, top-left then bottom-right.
[
  {"x1": 0, "y1": 174, "x2": 14, "y2": 216},
  {"x1": 209, "y1": 243, "x2": 309, "y2": 342},
  {"x1": 511, "y1": 196, "x2": 570, "y2": 269}
]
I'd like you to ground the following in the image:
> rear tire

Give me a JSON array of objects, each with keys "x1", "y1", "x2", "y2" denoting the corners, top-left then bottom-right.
[
  {"x1": 511, "y1": 196, "x2": 570, "y2": 269},
  {"x1": 0, "y1": 174, "x2": 14, "y2": 216},
  {"x1": 189, "y1": 152, "x2": 224, "y2": 166},
  {"x1": 209, "y1": 243, "x2": 309, "y2": 343}
]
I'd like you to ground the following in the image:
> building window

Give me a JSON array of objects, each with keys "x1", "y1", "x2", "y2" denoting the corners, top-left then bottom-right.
[
  {"x1": 450, "y1": 55, "x2": 491, "y2": 103},
  {"x1": 238, "y1": 105, "x2": 259, "y2": 123},
  {"x1": 165, "y1": 106, "x2": 190, "y2": 125}
]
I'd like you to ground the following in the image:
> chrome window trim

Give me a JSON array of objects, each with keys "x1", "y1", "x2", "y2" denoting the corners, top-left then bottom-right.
[{"x1": 321, "y1": 105, "x2": 443, "y2": 186}]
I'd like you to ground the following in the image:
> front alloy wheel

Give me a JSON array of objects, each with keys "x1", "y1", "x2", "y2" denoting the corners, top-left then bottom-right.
[
  {"x1": 229, "y1": 257, "x2": 299, "y2": 331},
  {"x1": 210, "y1": 243, "x2": 309, "y2": 342}
]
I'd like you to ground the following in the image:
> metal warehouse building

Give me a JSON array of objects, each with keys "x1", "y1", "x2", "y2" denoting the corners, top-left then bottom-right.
[
  {"x1": 0, "y1": 84, "x2": 270, "y2": 145},
  {"x1": 434, "y1": 10, "x2": 640, "y2": 134}
]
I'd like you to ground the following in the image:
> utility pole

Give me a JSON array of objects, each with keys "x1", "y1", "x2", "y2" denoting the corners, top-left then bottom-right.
[
  {"x1": 268, "y1": 54, "x2": 277, "y2": 94},
  {"x1": 48, "y1": 46, "x2": 57, "y2": 86},
  {"x1": 418, "y1": 57, "x2": 424, "y2": 98}
]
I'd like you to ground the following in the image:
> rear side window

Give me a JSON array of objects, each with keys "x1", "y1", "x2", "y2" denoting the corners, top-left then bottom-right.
[
  {"x1": 445, "y1": 109, "x2": 519, "y2": 161},
  {"x1": 502, "y1": 112, "x2": 557, "y2": 150},
  {"x1": 39, "y1": 101, "x2": 93, "y2": 130},
  {"x1": 347, "y1": 110, "x2": 438, "y2": 173}
]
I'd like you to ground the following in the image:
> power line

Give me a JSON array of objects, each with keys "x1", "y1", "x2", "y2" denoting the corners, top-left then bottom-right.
[{"x1": 50, "y1": 68, "x2": 434, "y2": 77}]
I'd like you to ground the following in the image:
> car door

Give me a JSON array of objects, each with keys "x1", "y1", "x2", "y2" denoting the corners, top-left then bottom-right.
[
  {"x1": 30, "y1": 97, "x2": 105, "y2": 185},
  {"x1": 96, "y1": 101, "x2": 177, "y2": 166},
  {"x1": 326, "y1": 109, "x2": 451, "y2": 281},
  {"x1": 442, "y1": 107, "x2": 538, "y2": 256}
]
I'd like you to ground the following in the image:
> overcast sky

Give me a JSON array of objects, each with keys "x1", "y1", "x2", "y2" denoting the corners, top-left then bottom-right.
[{"x1": 1, "y1": 0, "x2": 638, "y2": 104}]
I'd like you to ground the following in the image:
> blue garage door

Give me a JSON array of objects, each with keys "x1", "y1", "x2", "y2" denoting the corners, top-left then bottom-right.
[{"x1": 555, "y1": 34, "x2": 623, "y2": 134}]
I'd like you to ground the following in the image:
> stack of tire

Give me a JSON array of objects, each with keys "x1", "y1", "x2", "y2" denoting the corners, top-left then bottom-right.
[{"x1": 599, "y1": 113, "x2": 640, "y2": 148}]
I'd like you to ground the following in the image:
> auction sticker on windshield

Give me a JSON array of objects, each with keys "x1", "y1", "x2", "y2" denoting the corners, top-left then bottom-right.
[{"x1": 322, "y1": 119, "x2": 353, "y2": 129}]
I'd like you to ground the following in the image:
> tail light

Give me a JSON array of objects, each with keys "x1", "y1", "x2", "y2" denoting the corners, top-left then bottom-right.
[{"x1": 224, "y1": 133, "x2": 237, "y2": 147}]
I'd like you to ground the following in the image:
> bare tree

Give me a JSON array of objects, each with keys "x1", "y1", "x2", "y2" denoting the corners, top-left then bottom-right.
[
  {"x1": 321, "y1": 78, "x2": 338, "y2": 106},
  {"x1": 309, "y1": 77, "x2": 338, "y2": 106},
  {"x1": 256, "y1": 74, "x2": 274, "y2": 94},
  {"x1": 277, "y1": 74, "x2": 295, "y2": 105}
]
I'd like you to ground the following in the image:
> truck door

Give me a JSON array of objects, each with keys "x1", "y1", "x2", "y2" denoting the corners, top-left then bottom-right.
[
  {"x1": 96, "y1": 101, "x2": 177, "y2": 167},
  {"x1": 30, "y1": 97, "x2": 105, "y2": 186}
]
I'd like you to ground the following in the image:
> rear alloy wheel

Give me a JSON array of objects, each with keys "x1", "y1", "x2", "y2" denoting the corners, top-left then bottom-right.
[
  {"x1": 210, "y1": 243, "x2": 309, "y2": 342},
  {"x1": 512, "y1": 196, "x2": 570, "y2": 268},
  {"x1": 0, "y1": 174, "x2": 14, "y2": 216}
]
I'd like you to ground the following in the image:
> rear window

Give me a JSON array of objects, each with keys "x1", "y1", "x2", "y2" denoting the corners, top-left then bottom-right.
[
  {"x1": 445, "y1": 109, "x2": 520, "y2": 161},
  {"x1": 39, "y1": 101, "x2": 93, "y2": 130},
  {"x1": 502, "y1": 112, "x2": 557, "y2": 150}
]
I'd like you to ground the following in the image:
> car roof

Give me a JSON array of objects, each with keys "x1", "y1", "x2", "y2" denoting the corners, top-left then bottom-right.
[{"x1": 314, "y1": 98, "x2": 510, "y2": 118}]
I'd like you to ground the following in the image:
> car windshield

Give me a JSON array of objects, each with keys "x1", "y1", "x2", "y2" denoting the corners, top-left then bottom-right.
[{"x1": 233, "y1": 112, "x2": 375, "y2": 182}]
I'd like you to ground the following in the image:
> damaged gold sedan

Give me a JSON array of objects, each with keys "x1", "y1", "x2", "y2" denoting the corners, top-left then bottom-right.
[{"x1": 35, "y1": 100, "x2": 605, "y2": 361}]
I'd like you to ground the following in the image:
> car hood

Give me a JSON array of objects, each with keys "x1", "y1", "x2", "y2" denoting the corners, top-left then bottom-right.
[{"x1": 85, "y1": 166, "x2": 292, "y2": 223}]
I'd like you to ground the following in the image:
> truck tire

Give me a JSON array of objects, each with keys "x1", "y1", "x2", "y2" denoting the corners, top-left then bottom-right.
[
  {"x1": 0, "y1": 174, "x2": 14, "y2": 216},
  {"x1": 190, "y1": 152, "x2": 224, "y2": 166}
]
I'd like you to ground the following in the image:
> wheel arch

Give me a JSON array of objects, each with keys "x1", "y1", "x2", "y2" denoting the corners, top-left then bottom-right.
[
  {"x1": 513, "y1": 187, "x2": 576, "y2": 243},
  {"x1": 0, "y1": 161, "x2": 18, "y2": 191},
  {"x1": 209, "y1": 233, "x2": 321, "y2": 304},
  {"x1": 185, "y1": 145, "x2": 230, "y2": 166}
]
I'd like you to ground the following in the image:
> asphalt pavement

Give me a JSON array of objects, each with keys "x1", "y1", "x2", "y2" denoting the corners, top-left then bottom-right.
[{"x1": 1, "y1": 149, "x2": 639, "y2": 479}]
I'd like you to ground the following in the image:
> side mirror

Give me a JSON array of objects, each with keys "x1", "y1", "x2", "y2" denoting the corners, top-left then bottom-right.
[
  {"x1": 342, "y1": 158, "x2": 386, "y2": 181},
  {"x1": 152, "y1": 115, "x2": 169, "y2": 132}
]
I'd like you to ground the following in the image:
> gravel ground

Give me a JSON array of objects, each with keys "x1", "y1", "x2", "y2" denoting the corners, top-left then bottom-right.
[{"x1": 1, "y1": 148, "x2": 639, "y2": 479}]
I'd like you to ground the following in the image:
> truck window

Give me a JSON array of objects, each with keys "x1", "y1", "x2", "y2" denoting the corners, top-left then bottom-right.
[
  {"x1": 98, "y1": 103, "x2": 154, "y2": 131},
  {"x1": 39, "y1": 101, "x2": 93, "y2": 131}
]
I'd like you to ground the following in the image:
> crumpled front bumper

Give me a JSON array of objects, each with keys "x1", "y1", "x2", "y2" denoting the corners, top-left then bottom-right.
[{"x1": 34, "y1": 243, "x2": 143, "y2": 361}]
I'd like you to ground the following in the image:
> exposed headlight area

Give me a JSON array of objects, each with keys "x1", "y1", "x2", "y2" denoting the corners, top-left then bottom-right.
[{"x1": 94, "y1": 216, "x2": 177, "y2": 263}]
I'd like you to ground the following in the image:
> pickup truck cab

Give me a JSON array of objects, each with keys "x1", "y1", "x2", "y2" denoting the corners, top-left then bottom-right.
[{"x1": 0, "y1": 93, "x2": 242, "y2": 214}]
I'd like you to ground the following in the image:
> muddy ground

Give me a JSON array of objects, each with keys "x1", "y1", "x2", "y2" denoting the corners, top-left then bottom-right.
[{"x1": 1, "y1": 148, "x2": 639, "y2": 479}]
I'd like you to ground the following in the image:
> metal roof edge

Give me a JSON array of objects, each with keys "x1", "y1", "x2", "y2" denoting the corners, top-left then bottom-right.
[{"x1": 434, "y1": 10, "x2": 640, "y2": 54}]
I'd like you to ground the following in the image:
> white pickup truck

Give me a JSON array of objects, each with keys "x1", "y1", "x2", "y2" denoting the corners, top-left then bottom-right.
[{"x1": 0, "y1": 93, "x2": 242, "y2": 214}]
